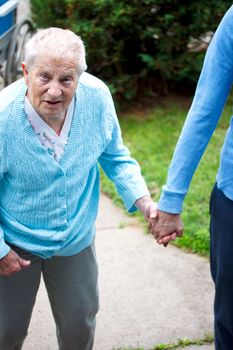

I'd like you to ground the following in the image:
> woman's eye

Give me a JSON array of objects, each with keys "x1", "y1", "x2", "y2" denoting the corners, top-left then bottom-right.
[
  {"x1": 63, "y1": 78, "x2": 72, "y2": 85},
  {"x1": 40, "y1": 74, "x2": 49, "y2": 82}
]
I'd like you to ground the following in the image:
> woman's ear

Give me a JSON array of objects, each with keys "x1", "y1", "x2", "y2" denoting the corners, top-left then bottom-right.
[{"x1": 22, "y1": 62, "x2": 29, "y2": 84}]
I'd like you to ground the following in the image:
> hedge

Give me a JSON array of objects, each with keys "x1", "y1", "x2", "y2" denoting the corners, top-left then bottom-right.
[{"x1": 30, "y1": 0, "x2": 232, "y2": 101}]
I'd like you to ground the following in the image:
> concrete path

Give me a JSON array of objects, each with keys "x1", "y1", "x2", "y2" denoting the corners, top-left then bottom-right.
[{"x1": 22, "y1": 194, "x2": 214, "y2": 350}]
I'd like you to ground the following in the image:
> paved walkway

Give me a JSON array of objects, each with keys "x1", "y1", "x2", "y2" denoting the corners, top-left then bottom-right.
[{"x1": 22, "y1": 194, "x2": 214, "y2": 350}]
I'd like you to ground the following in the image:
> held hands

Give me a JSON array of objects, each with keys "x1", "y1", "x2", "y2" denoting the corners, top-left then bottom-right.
[
  {"x1": 0, "y1": 249, "x2": 31, "y2": 276},
  {"x1": 150, "y1": 209, "x2": 184, "y2": 245},
  {"x1": 135, "y1": 196, "x2": 183, "y2": 246}
]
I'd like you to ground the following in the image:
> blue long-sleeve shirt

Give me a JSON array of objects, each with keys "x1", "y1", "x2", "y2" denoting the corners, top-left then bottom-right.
[
  {"x1": 158, "y1": 5, "x2": 233, "y2": 214},
  {"x1": 0, "y1": 73, "x2": 149, "y2": 259}
]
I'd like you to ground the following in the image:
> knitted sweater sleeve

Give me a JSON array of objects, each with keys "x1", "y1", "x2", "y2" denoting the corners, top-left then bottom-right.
[
  {"x1": 0, "y1": 133, "x2": 10, "y2": 258},
  {"x1": 98, "y1": 91, "x2": 150, "y2": 212},
  {"x1": 158, "y1": 5, "x2": 233, "y2": 214}
]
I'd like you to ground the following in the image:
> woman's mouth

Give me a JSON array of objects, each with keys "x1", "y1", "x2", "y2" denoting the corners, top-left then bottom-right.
[{"x1": 45, "y1": 100, "x2": 62, "y2": 105}]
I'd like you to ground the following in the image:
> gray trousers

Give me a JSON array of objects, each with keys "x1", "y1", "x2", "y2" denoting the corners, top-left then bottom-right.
[{"x1": 0, "y1": 243, "x2": 99, "y2": 350}]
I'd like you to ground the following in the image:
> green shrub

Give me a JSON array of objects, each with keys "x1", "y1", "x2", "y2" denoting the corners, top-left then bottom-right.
[{"x1": 30, "y1": 0, "x2": 232, "y2": 100}]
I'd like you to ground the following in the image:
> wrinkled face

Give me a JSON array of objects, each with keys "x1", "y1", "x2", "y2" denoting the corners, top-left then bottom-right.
[{"x1": 23, "y1": 55, "x2": 78, "y2": 121}]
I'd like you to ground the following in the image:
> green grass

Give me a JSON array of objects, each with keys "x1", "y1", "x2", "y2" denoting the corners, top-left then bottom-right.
[
  {"x1": 152, "y1": 333, "x2": 214, "y2": 349},
  {"x1": 100, "y1": 93, "x2": 233, "y2": 256},
  {"x1": 114, "y1": 333, "x2": 214, "y2": 349}
]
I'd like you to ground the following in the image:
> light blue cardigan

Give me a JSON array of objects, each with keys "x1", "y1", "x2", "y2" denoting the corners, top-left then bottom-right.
[
  {"x1": 0, "y1": 73, "x2": 149, "y2": 258},
  {"x1": 159, "y1": 5, "x2": 233, "y2": 213}
]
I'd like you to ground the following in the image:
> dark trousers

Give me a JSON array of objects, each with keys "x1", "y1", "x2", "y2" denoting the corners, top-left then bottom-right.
[
  {"x1": 0, "y1": 243, "x2": 99, "y2": 350},
  {"x1": 210, "y1": 183, "x2": 233, "y2": 349}
]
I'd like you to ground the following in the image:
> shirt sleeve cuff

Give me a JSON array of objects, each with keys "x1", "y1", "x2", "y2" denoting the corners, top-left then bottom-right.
[
  {"x1": 158, "y1": 189, "x2": 185, "y2": 214},
  {"x1": 0, "y1": 239, "x2": 10, "y2": 259},
  {"x1": 120, "y1": 185, "x2": 150, "y2": 213}
]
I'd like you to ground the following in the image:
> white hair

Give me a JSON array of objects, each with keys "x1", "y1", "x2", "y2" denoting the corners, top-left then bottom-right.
[{"x1": 24, "y1": 27, "x2": 87, "y2": 76}]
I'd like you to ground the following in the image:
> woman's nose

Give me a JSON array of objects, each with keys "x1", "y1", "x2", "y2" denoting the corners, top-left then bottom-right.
[{"x1": 47, "y1": 82, "x2": 62, "y2": 98}]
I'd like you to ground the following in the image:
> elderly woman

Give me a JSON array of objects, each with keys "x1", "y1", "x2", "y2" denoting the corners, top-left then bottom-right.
[{"x1": 0, "y1": 28, "x2": 157, "y2": 350}]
